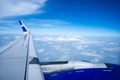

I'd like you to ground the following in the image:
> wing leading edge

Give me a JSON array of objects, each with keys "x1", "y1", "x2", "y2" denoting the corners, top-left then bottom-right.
[{"x1": 0, "y1": 20, "x2": 45, "y2": 80}]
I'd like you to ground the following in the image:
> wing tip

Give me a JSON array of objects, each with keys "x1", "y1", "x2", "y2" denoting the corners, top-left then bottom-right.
[
  {"x1": 18, "y1": 20, "x2": 29, "y2": 32},
  {"x1": 18, "y1": 20, "x2": 23, "y2": 25}
]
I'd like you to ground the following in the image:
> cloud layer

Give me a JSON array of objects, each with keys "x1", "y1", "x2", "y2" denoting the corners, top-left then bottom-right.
[
  {"x1": 0, "y1": 0, "x2": 47, "y2": 18},
  {"x1": 34, "y1": 35, "x2": 120, "y2": 64}
]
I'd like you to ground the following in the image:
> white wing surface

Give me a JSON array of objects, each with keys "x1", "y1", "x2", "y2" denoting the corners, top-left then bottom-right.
[{"x1": 0, "y1": 20, "x2": 45, "y2": 80}]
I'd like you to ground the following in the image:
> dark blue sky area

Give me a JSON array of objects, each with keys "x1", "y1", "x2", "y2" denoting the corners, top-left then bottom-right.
[{"x1": 43, "y1": 0, "x2": 119, "y2": 27}]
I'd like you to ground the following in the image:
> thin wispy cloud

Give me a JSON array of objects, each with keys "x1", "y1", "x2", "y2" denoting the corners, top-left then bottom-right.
[
  {"x1": 0, "y1": 26, "x2": 8, "y2": 29},
  {"x1": 0, "y1": 0, "x2": 47, "y2": 18},
  {"x1": 24, "y1": 19, "x2": 71, "y2": 25},
  {"x1": 41, "y1": 24, "x2": 53, "y2": 27}
]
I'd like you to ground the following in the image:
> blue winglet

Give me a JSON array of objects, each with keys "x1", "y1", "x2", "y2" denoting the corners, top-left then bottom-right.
[
  {"x1": 18, "y1": 20, "x2": 29, "y2": 32},
  {"x1": 18, "y1": 20, "x2": 22, "y2": 25}
]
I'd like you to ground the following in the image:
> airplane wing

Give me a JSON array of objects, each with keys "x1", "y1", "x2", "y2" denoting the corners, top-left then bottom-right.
[{"x1": 0, "y1": 20, "x2": 45, "y2": 80}]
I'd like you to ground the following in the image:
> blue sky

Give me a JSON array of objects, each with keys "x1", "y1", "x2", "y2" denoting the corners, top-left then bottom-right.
[{"x1": 0, "y1": 0, "x2": 120, "y2": 36}]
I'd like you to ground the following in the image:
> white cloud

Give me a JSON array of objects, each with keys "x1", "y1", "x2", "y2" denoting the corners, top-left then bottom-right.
[
  {"x1": 80, "y1": 51, "x2": 102, "y2": 58},
  {"x1": 3, "y1": 36, "x2": 11, "y2": 40},
  {"x1": 57, "y1": 55, "x2": 70, "y2": 61},
  {"x1": 41, "y1": 24, "x2": 53, "y2": 27},
  {"x1": 90, "y1": 58, "x2": 101, "y2": 63},
  {"x1": 109, "y1": 41, "x2": 117, "y2": 45},
  {"x1": 52, "y1": 45, "x2": 62, "y2": 50},
  {"x1": 103, "y1": 47, "x2": 120, "y2": 51},
  {"x1": 75, "y1": 44, "x2": 88, "y2": 50},
  {"x1": 77, "y1": 39, "x2": 102, "y2": 45},
  {"x1": 56, "y1": 36, "x2": 79, "y2": 41},
  {"x1": 15, "y1": 36, "x2": 20, "y2": 40},
  {"x1": 34, "y1": 36, "x2": 82, "y2": 42},
  {"x1": 0, "y1": 0, "x2": 47, "y2": 18},
  {"x1": 38, "y1": 48, "x2": 44, "y2": 53}
]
